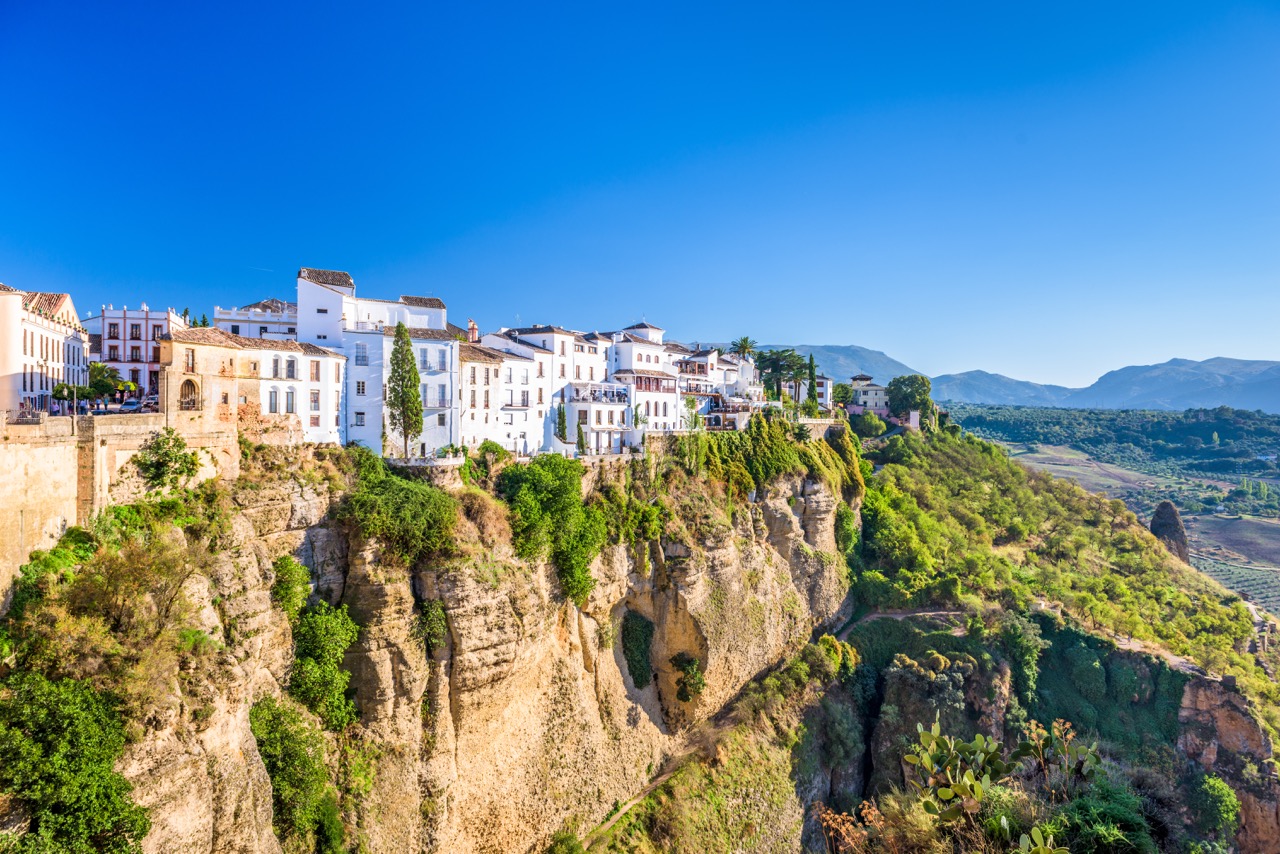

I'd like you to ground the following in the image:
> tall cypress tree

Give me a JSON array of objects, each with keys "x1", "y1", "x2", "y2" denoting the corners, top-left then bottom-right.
[
  {"x1": 806, "y1": 354, "x2": 818, "y2": 403},
  {"x1": 387, "y1": 322, "x2": 423, "y2": 458}
]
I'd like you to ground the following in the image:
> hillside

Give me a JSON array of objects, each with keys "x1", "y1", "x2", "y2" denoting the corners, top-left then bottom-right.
[
  {"x1": 2, "y1": 425, "x2": 1278, "y2": 853},
  {"x1": 932, "y1": 369, "x2": 1076, "y2": 406}
]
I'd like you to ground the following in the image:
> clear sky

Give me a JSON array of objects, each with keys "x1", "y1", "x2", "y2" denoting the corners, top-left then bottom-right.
[{"x1": 2, "y1": 1, "x2": 1277, "y2": 387}]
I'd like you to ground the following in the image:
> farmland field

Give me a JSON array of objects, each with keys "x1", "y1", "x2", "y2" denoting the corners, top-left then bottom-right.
[
  {"x1": 1193, "y1": 556, "x2": 1280, "y2": 618},
  {"x1": 1185, "y1": 514, "x2": 1280, "y2": 566}
]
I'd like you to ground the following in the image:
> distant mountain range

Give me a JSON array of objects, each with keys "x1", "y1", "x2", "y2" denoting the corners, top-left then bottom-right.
[{"x1": 769, "y1": 345, "x2": 1280, "y2": 414}]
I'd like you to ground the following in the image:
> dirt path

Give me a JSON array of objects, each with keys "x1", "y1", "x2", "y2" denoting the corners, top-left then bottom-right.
[{"x1": 836, "y1": 608, "x2": 966, "y2": 640}]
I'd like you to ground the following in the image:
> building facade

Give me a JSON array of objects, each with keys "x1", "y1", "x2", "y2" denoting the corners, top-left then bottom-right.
[
  {"x1": 847, "y1": 374, "x2": 890, "y2": 417},
  {"x1": 0, "y1": 285, "x2": 90, "y2": 413},
  {"x1": 213, "y1": 298, "x2": 298, "y2": 340},
  {"x1": 83, "y1": 304, "x2": 188, "y2": 397}
]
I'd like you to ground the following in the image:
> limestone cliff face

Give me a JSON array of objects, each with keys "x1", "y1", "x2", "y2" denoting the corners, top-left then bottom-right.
[
  {"x1": 122, "y1": 465, "x2": 852, "y2": 854},
  {"x1": 122, "y1": 479, "x2": 342, "y2": 854},
  {"x1": 1178, "y1": 678, "x2": 1280, "y2": 853}
]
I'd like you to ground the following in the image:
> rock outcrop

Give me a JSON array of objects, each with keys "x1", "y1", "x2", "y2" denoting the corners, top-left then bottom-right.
[{"x1": 1151, "y1": 499, "x2": 1190, "y2": 562}]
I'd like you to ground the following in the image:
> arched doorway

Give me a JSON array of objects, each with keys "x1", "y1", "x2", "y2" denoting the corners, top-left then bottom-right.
[{"x1": 179, "y1": 379, "x2": 200, "y2": 410}]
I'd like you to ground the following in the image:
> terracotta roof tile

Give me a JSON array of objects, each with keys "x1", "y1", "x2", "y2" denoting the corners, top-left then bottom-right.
[
  {"x1": 459, "y1": 342, "x2": 506, "y2": 364},
  {"x1": 401, "y1": 295, "x2": 446, "y2": 309},
  {"x1": 298, "y1": 268, "x2": 355, "y2": 289},
  {"x1": 385, "y1": 326, "x2": 458, "y2": 341}
]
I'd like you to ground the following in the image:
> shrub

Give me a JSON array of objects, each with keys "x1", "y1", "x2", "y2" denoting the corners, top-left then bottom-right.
[
  {"x1": 1193, "y1": 774, "x2": 1240, "y2": 837},
  {"x1": 621, "y1": 610, "x2": 655, "y2": 688},
  {"x1": 271, "y1": 555, "x2": 311, "y2": 623},
  {"x1": 289, "y1": 602, "x2": 360, "y2": 730},
  {"x1": 671, "y1": 653, "x2": 707, "y2": 703},
  {"x1": 249, "y1": 696, "x2": 335, "y2": 848},
  {"x1": 497, "y1": 455, "x2": 606, "y2": 606},
  {"x1": 853, "y1": 412, "x2": 887, "y2": 438},
  {"x1": 0, "y1": 672, "x2": 150, "y2": 853},
  {"x1": 133, "y1": 428, "x2": 200, "y2": 490},
  {"x1": 546, "y1": 828, "x2": 585, "y2": 854},
  {"x1": 337, "y1": 446, "x2": 458, "y2": 563},
  {"x1": 413, "y1": 599, "x2": 449, "y2": 656}
]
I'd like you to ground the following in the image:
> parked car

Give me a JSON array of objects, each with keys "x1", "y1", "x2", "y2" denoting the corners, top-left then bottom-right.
[
  {"x1": 140, "y1": 395, "x2": 159, "y2": 412},
  {"x1": 91, "y1": 407, "x2": 110, "y2": 415},
  {"x1": 118, "y1": 399, "x2": 142, "y2": 413}
]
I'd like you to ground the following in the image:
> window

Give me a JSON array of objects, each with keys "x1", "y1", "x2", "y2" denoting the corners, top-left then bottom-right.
[
  {"x1": 151, "y1": 347, "x2": 160, "y2": 362},
  {"x1": 483, "y1": 390, "x2": 490, "y2": 409},
  {"x1": 128, "y1": 346, "x2": 140, "y2": 362},
  {"x1": 575, "y1": 365, "x2": 581, "y2": 379},
  {"x1": 521, "y1": 390, "x2": 529, "y2": 407},
  {"x1": 310, "y1": 416, "x2": 320, "y2": 427},
  {"x1": 589, "y1": 366, "x2": 594, "y2": 380},
  {"x1": 184, "y1": 348, "x2": 195, "y2": 371},
  {"x1": 230, "y1": 324, "x2": 240, "y2": 335},
  {"x1": 559, "y1": 364, "x2": 565, "y2": 378},
  {"x1": 469, "y1": 365, "x2": 476, "y2": 384},
  {"x1": 310, "y1": 360, "x2": 320, "y2": 381},
  {"x1": 353, "y1": 343, "x2": 368, "y2": 366},
  {"x1": 152, "y1": 324, "x2": 162, "y2": 339},
  {"x1": 271, "y1": 356, "x2": 280, "y2": 378},
  {"x1": 260, "y1": 326, "x2": 268, "y2": 336},
  {"x1": 419, "y1": 348, "x2": 429, "y2": 370},
  {"x1": 537, "y1": 362, "x2": 544, "y2": 378},
  {"x1": 608, "y1": 410, "x2": 614, "y2": 425},
  {"x1": 470, "y1": 389, "x2": 476, "y2": 408},
  {"x1": 221, "y1": 392, "x2": 229, "y2": 405},
  {"x1": 287, "y1": 326, "x2": 296, "y2": 334},
  {"x1": 108, "y1": 323, "x2": 119, "y2": 339},
  {"x1": 663, "y1": 402, "x2": 668, "y2": 417},
  {"x1": 355, "y1": 411, "x2": 366, "y2": 426},
  {"x1": 317, "y1": 308, "x2": 328, "y2": 314},
  {"x1": 317, "y1": 334, "x2": 327, "y2": 340},
  {"x1": 560, "y1": 341, "x2": 566, "y2": 355},
  {"x1": 108, "y1": 345, "x2": 119, "y2": 361},
  {"x1": 595, "y1": 410, "x2": 601, "y2": 425},
  {"x1": 505, "y1": 367, "x2": 513, "y2": 383},
  {"x1": 335, "y1": 363, "x2": 341, "y2": 382},
  {"x1": 310, "y1": 390, "x2": 320, "y2": 411},
  {"x1": 286, "y1": 359, "x2": 297, "y2": 379},
  {"x1": 521, "y1": 369, "x2": 529, "y2": 385},
  {"x1": 437, "y1": 413, "x2": 446, "y2": 426},
  {"x1": 356, "y1": 381, "x2": 366, "y2": 395},
  {"x1": 537, "y1": 388, "x2": 543, "y2": 404},
  {"x1": 578, "y1": 410, "x2": 587, "y2": 424},
  {"x1": 483, "y1": 368, "x2": 490, "y2": 386},
  {"x1": 269, "y1": 390, "x2": 279, "y2": 413}
]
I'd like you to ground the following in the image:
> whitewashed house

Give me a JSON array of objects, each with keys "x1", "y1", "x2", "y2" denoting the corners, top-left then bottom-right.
[
  {"x1": 0, "y1": 285, "x2": 90, "y2": 414},
  {"x1": 82, "y1": 303, "x2": 186, "y2": 397},
  {"x1": 213, "y1": 297, "x2": 298, "y2": 340}
]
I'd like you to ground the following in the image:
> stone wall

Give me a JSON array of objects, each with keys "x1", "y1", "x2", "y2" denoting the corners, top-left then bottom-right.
[{"x1": 0, "y1": 413, "x2": 240, "y2": 610}]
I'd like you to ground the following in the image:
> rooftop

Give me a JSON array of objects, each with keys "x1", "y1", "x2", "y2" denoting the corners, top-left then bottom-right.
[
  {"x1": 298, "y1": 268, "x2": 355, "y2": 290},
  {"x1": 400, "y1": 295, "x2": 446, "y2": 310}
]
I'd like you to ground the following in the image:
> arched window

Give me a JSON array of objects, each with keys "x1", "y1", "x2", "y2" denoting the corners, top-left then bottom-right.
[
  {"x1": 272, "y1": 356, "x2": 281, "y2": 378},
  {"x1": 286, "y1": 358, "x2": 297, "y2": 380},
  {"x1": 179, "y1": 379, "x2": 200, "y2": 410}
]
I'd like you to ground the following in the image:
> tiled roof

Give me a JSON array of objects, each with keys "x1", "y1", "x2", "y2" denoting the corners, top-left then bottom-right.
[
  {"x1": 239, "y1": 297, "x2": 297, "y2": 313},
  {"x1": 167, "y1": 327, "x2": 342, "y2": 358},
  {"x1": 459, "y1": 343, "x2": 506, "y2": 364},
  {"x1": 22, "y1": 292, "x2": 70, "y2": 316},
  {"x1": 508, "y1": 324, "x2": 579, "y2": 337},
  {"x1": 625, "y1": 321, "x2": 663, "y2": 330},
  {"x1": 446, "y1": 322, "x2": 468, "y2": 338},
  {"x1": 298, "y1": 268, "x2": 355, "y2": 289},
  {"x1": 385, "y1": 326, "x2": 458, "y2": 341},
  {"x1": 401, "y1": 295, "x2": 446, "y2": 309},
  {"x1": 0, "y1": 283, "x2": 20, "y2": 293},
  {"x1": 88, "y1": 333, "x2": 102, "y2": 354},
  {"x1": 491, "y1": 330, "x2": 553, "y2": 353}
]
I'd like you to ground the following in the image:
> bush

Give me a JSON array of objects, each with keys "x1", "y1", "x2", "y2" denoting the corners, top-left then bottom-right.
[
  {"x1": 271, "y1": 555, "x2": 311, "y2": 623},
  {"x1": 1193, "y1": 774, "x2": 1240, "y2": 837},
  {"x1": 249, "y1": 696, "x2": 336, "y2": 848},
  {"x1": 133, "y1": 428, "x2": 199, "y2": 490},
  {"x1": 413, "y1": 599, "x2": 449, "y2": 656},
  {"x1": 289, "y1": 602, "x2": 360, "y2": 730},
  {"x1": 497, "y1": 454, "x2": 606, "y2": 606},
  {"x1": 0, "y1": 672, "x2": 150, "y2": 853},
  {"x1": 853, "y1": 412, "x2": 887, "y2": 438},
  {"x1": 671, "y1": 653, "x2": 707, "y2": 703},
  {"x1": 621, "y1": 610, "x2": 655, "y2": 688},
  {"x1": 337, "y1": 446, "x2": 458, "y2": 563},
  {"x1": 546, "y1": 829, "x2": 585, "y2": 854}
]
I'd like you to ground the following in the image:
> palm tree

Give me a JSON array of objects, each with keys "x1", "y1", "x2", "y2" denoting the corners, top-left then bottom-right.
[{"x1": 728, "y1": 336, "x2": 757, "y2": 359}]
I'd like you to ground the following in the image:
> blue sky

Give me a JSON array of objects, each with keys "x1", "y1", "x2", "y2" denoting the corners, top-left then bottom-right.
[{"x1": 1, "y1": 1, "x2": 1276, "y2": 387}]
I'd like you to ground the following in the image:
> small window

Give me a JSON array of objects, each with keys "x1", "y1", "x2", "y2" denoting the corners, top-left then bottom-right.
[
  {"x1": 260, "y1": 326, "x2": 268, "y2": 336},
  {"x1": 310, "y1": 360, "x2": 320, "y2": 381},
  {"x1": 287, "y1": 327, "x2": 296, "y2": 334},
  {"x1": 356, "y1": 381, "x2": 366, "y2": 396},
  {"x1": 269, "y1": 390, "x2": 279, "y2": 413},
  {"x1": 317, "y1": 308, "x2": 328, "y2": 314},
  {"x1": 578, "y1": 410, "x2": 587, "y2": 424},
  {"x1": 221, "y1": 392, "x2": 229, "y2": 405},
  {"x1": 437, "y1": 413, "x2": 446, "y2": 426},
  {"x1": 310, "y1": 416, "x2": 320, "y2": 427},
  {"x1": 310, "y1": 390, "x2": 320, "y2": 411},
  {"x1": 286, "y1": 390, "x2": 296, "y2": 413},
  {"x1": 355, "y1": 411, "x2": 366, "y2": 426},
  {"x1": 230, "y1": 324, "x2": 240, "y2": 335}
]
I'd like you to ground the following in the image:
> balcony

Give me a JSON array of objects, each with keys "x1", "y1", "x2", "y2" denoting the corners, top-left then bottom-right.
[{"x1": 569, "y1": 382, "x2": 628, "y2": 404}]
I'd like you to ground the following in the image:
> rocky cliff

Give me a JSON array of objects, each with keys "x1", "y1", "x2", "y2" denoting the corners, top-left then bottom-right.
[{"x1": 108, "y1": 456, "x2": 852, "y2": 854}]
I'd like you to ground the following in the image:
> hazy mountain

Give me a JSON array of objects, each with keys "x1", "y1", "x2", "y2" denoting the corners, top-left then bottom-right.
[
  {"x1": 1062, "y1": 357, "x2": 1280, "y2": 412},
  {"x1": 760, "y1": 343, "x2": 919, "y2": 384},
  {"x1": 931, "y1": 370, "x2": 1076, "y2": 406}
]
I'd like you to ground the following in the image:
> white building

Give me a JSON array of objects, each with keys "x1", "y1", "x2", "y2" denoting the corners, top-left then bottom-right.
[
  {"x1": 83, "y1": 304, "x2": 187, "y2": 397},
  {"x1": 848, "y1": 374, "x2": 889, "y2": 416},
  {"x1": 784, "y1": 373, "x2": 835, "y2": 410},
  {"x1": 0, "y1": 285, "x2": 90, "y2": 413},
  {"x1": 213, "y1": 297, "x2": 298, "y2": 340},
  {"x1": 480, "y1": 329, "x2": 560, "y2": 451},
  {"x1": 293, "y1": 268, "x2": 464, "y2": 455}
]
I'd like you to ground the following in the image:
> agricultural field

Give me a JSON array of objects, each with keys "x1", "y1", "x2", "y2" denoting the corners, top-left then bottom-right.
[
  {"x1": 1186, "y1": 514, "x2": 1280, "y2": 567},
  {"x1": 1193, "y1": 556, "x2": 1280, "y2": 618}
]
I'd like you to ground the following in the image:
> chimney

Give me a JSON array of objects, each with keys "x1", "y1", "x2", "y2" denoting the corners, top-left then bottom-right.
[{"x1": 467, "y1": 318, "x2": 479, "y2": 343}]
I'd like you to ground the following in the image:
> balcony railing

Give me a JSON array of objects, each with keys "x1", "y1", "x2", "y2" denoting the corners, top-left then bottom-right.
[{"x1": 569, "y1": 383, "x2": 628, "y2": 404}]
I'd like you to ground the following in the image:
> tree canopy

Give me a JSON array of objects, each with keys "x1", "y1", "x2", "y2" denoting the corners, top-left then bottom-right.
[
  {"x1": 386, "y1": 322, "x2": 423, "y2": 458},
  {"x1": 886, "y1": 374, "x2": 933, "y2": 418}
]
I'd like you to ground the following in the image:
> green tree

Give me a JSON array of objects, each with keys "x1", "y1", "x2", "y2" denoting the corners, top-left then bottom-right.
[
  {"x1": 555, "y1": 403, "x2": 568, "y2": 442},
  {"x1": 0, "y1": 673, "x2": 151, "y2": 853},
  {"x1": 852, "y1": 411, "x2": 887, "y2": 438},
  {"x1": 249, "y1": 696, "x2": 334, "y2": 846},
  {"x1": 199, "y1": 313, "x2": 209, "y2": 327},
  {"x1": 89, "y1": 362, "x2": 123, "y2": 401},
  {"x1": 386, "y1": 322, "x2": 423, "y2": 458},
  {"x1": 271, "y1": 556, "x2": 311, "y2": 623},
  {"x1": 133, "y1": 427, "x2": 200, "y2": 490},
  {"x1": 1194, "y1": 774, "x2": 1241, "y2": 837},
  {"x1": 886, "y1": 374, "x2": 934, "y2": 418},
  {"x1": 289, "y1": 602, "x2": 360, "y2": 730},
  {"x1": 728, "y1": 336, "x2": 757, "y2": 359},
  {"x1": 576, "y1": 422, "x2": 587, "y2": 454},
  {"x1": 806, "y1": 354, "x2": 818, "y2": 404},
  {"x1": 832, "y1": 382, "x2": 854, "y2": 406}
]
